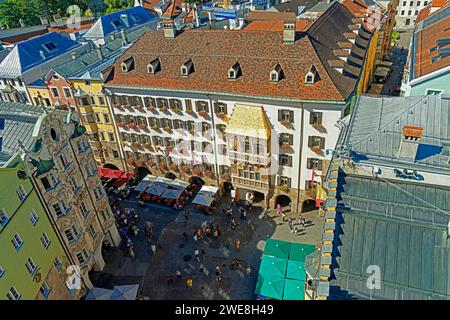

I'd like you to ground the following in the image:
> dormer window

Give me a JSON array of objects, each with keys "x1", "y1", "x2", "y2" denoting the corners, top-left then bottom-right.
[
  {"x1": 270, "y1": 63, "x2": 283, "y2": 82},
  {"x1": 181, "y1": 59, "x2": 194, "y2": 76},
  {"x1": 148, "y1": 58, "x2": 160, "y2": 74},
  {"x1": 121, "y1": 57, "x2": 134, "y2": 73},
  {"x1": 305, "y1": 64, "x2": 318, "y2": 85},
  {"x1": 228, "y1": 62, "x2": 241, "y2": 80}
]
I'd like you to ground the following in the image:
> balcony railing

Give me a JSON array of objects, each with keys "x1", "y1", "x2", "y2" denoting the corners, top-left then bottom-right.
[
  {"x1": 228, "y1": 150, "x2": 270, "y2": 166},
  {"x1": 231, "y1": 176, "x2": 269, "y2": 191}
]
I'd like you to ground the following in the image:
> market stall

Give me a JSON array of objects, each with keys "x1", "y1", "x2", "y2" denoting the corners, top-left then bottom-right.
[{"x1": 135, "y1": 174, "x2": 157, "y2": 193}]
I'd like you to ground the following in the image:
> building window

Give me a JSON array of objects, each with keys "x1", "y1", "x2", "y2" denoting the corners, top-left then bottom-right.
[
  {"x1": 54, "y1": 257, "x2": 62, "y2": 272},
  {"x1": 278, "y1": 110, "x2": 293, "y2": 124},
  {"x1": 88, "y1": 224, "x2": 97, "y2": 240},
  {"x1": 305, "y1": 180, "x2": 318, "y2": 190},
  {"x1": 425, "y1": 89, "x2": 443, "y2": 95},
  {"x1": 279, "y1": 154, "x2": 292, "y2": 166},
  {"x1": 40, "y1": 281, "x2": 52, "y2": 299},
  {"x1": 103, "y1": 113, "x2": 110, "y2": 123},
  {"x1": 0, "y1": 208, "x2": 9, "y2": 226},
  {"x1": 80, "y1": 201, "x2": 89, "y2": 218},
  {"x1": 98, "y1": 96, "x2": 106, "y2": 106},
  {"x1": 214, "y1": 102, "x2": 227, "y2": 115},
  {"x1": 7, "y1": 287, "x2": 21, "y2": 300},
  {"x1": 12, "y1": 233, "x2": 24, "y2": 251},
  {"x1": 41, "y1": 233, "x2": 51, "y2": 249},
  {"x1": 310, "y1": 112, "x2": 323, "y2": 126},
  {"x1": 30, "y1": 209, "x2": 39, "y2": 225},
  {"x1": 50, "y1": 87, "x2": 60, "y2": 98},
  {"x1": 16, "y1": 185, "x2": 27, "y2": 201},
  {"x1": 69, "y1": 176, "x2": 79, "y2": 194},
  {"x1": 308, "y1": 136, "x2": 325, "y2": 149},
  {"x1": 64, "y1": 225, "x2": 81, "y2": 243},
  {"x1": 195, "y1": 101, "x2": 209, "y2": 113},
  {"x1": 0, "y1": 265, "x2": 4, "y2": 278},
  {"x1": 185, "y1": 100, "x2": 193, "y2": 112},
  {"x1": 279, "y1": 133, "x2": 293, "y2": 146},
  {"x1": 25, "y1": 257, "x2": 37, "y2": 276},
  {"x1": 401, "y1": 10, "x2": 405, "y2": 15},
  {"x1": 76, "y1": 249, "x2": 89, "y2": 265},
  {"x1": 278, "y1": 176, "x2": 291, "y2": 188},
  {"x1": 63, "y1": 88, "x2": 72, "y2": 98},
  {"x1": 408, "y1": 10, "x2": 412, "y2": 15},
  {"x1": 40, "y1": 172, "x2": 57, "y2": 191},
  {"x1": 402, "y1": 1, "x2": 406, "y2": 5},
  {"x1": 53, "y1": 200, "x2": 69, "y2": 218},
  {"x1": 108, "y1": 132, "x2": 115, "y2": 142},
  {"x1": 307, "y1": 158, "x2": 323, "y2": 170}
]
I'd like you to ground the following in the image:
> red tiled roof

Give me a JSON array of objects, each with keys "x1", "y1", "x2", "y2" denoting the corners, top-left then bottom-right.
[
  {"x1": 162, "y1": 0, "x2": 183, "y2": 18},
  {"x1": 0, "y1": 29, "x2": 49, "y2": 45},
  {"x1": 416, "y1": 0, "x2": 449, "y2": 23},
  {"x1": 415, "y1": 14, "x2": 450, "y2": 78},
  {"x1": 48, "y1": 22, "x2": 95, "y2": 34},
  {"x1": 243, "y1": 20, "x2": 310, "y2": 32},
  {"x1": 246, "y1": 11, "x2": 297, "y2": 21},
  {"x1": 106, "y1": 29, "x2": 346, "y2": 101}
]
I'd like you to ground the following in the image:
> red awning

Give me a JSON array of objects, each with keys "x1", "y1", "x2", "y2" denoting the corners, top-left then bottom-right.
[{"x1": 98, "y1": 167, "x2": 134, "y2": 180}]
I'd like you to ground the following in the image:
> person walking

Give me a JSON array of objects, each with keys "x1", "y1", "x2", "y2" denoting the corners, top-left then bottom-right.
[
  {"x1": 262, "y1": 208, "x2": 269, "y2": 220},
  {"x1": 167, "y1": 274, "x2": 173, "y2": 285},
  {"x1": 193, "y1": 233, "x2": 198, "y2": 244},
  {"x1": 216, "y1": 224, "x2": 222, "y2": 237},
  {"x1": 246, "y1": 266, "x2": 252, "y2": 278},
  {"x1": 186, "y1": 278, "x2": 193, "y2": 291},
  {"x1": 194, "y1": 249, "x2": 200, "y2": 263},
  {"x1": 201, "y1": 249, "x2": 207, "y2": 260},
  {"x1": 282, "y1": 211, "x2": 286, "y2": 222},
  {"x1": 300, "y1": 213, "x2": 306, "y2": 227},
  {"x1": 183, "y1": 231, "x2": 188, "y2": 241},
  {"x1": 176, "y1": 270, "x2": 182, "y2": 281},
  {"x1": 235, "y1": 239, "x2": 241, "y2": 252},
  {"x1": 151, "y1": 244, "x2": 156, "y2": 255}
]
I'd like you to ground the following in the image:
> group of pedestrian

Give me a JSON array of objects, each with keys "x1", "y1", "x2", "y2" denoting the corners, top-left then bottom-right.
[{"x1": 286, "y1": 213, "x2": 307, "y2": 234}]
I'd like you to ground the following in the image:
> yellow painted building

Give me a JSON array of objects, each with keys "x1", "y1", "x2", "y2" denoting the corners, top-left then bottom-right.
[
  {"x1": 27, "y1": 81, "x2": 52, "y2": 107},
  {"x1": 71, "y1": 77, "x2": 125, "y2": 170},
  {"x1": 357, "y1": 27, "x2": 380, "y2": 94}
]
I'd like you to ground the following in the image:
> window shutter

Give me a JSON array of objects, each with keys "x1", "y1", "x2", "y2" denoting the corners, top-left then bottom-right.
[
  {"x1": 308, "y1": 136, "x2": 313, "y2": 147},
  {"x1": 309, "y1": 112, "x2": 314, "y2": 124},
  {"x1": 307, "y1": 158, "x2": 312, "y2": 169},
  {"x1": 278, "y1": 110, "x2": 283, "y2": 121},
  {"x1": 287, "y1": 177, "x2": 291, "y2": 188},
  {"x1": 318, "y1": 112, "x2": 323, "y2": 125},
  {"x1": 289, "y1": 134, "x2": 293, "y2": 146},
  {"x1": 318, "y1": 160, "x2": 323, "y2": 171},
  {"x1": 289, "y1": 111, "x2": 294, "y2": 123},
  {"x1": 320, "y1": 137, "x2": 325, "y2": 149},
  {"x1": 288, "y1": 155, "x2": 292, "y2": 167}
]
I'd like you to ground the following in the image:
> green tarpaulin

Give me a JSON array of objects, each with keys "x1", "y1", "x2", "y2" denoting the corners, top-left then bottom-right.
[
  {"x1": 255, "y1": 275, "x2": 285, "y2": 300},
  {"x1": 264, "y1": 239, "x2": 291, "y2": 259},
  {"x1": 259, "y1": 255, "x2": 288, "y2": 278},
  {"x1": 287, "y1": 260, "x2": 306, "y2": 281},
  {"x1": 283, "y1": 279, "x2": 305, "y2": 300},
  {"x1": 289, "y1": 243, "x2": 316, "y2": 262}
]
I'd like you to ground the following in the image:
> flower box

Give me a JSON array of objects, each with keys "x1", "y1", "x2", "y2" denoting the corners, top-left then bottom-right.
[
  {"x1": 163, "y1": 126, "x2": 171, "y2": 132},
  {"x1": 198, "y1": 110, "x2": 208, "y2": 117},
  {"x1": 186, "y1": 109, "x2": 195, "y2": 115},
  {"x1": 128, "y1": 123, "x2": 137, "y2": 129},
  {"x1": 159, "y1": 106, "x2": 167, "y2": 112},
  {"x1": 312, "y1": 123, "x2": 324, "y2": 130},
  {"x1": 135, "y1": 105, "x2": 143, "y2": 111},
  {"x1": 146, "y1": 107, "x2": 155, "y2": 112},
  {"x1": 173, "y1": 107, "x2": 181, "y2": 113},
  {"x1": 277, "y1": 185, "x2": 289, "y2": 193},
  {"x1": 280, "y1": 119, "x2": 291, "y2": 126},
  {"x1": 138, "y1": 123, "x2": 147, "y2": 130},
  {"x1": 310, "y1": 146, "x2": 322, "y2": 154},
  {"x1": 118, "y1": 122, "x2": 127, "y2": 128}
]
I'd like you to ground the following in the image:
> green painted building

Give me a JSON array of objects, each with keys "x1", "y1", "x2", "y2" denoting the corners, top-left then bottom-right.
[{"x1": 0, "y1": 155, "x2": 74, "y2": 300}]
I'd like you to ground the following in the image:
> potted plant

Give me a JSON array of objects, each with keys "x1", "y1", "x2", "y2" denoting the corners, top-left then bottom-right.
[
  {"x1": 173, "y1": 107, "x2": 181, "y2": 113},
  {"x1": 198, "y1": 110, "x2": 208, "y2": 117},
  {"x1": 138, "y1": 123, "x2": 147, "y2": 130},
  {"x1": 146, "y1": 106, "x2": 155, "y2": 112},
  {"x1": 128, "y1": 123, "x2": 137, "y2": 130},
  {"x1": 312, "y1": 123, "x2": 324, "y2": 130},
  {"x1": 159, "y1": 105, "x2": 167, "y2": 112},
  {"x1": 310, "y1": 146, "x2": 322, "y2": 154},
  {"x1": 280, "y1": 119, "x2": 291, "y2": 126},
  {"x1": 118, "y1": 122, "x2": 127, "y2": 128},
  {"x1": 135, "y1": 105, "x2": 143, "y2": 111},
  {"x1": 278, "y1": 185, "x2": 289, "y2": 193},
  {"x1": 163, "y1": 126, "x2": 171, "y2": 132}
]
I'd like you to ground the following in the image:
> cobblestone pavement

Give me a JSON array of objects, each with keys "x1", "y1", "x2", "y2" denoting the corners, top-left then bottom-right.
[{"x1": 90, "y1": 192, "x2": 324, "y2": 300}]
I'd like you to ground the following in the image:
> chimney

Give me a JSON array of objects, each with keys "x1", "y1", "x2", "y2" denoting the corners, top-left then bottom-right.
[
  {"x1": 121, "y1": 14, "x2": 129, "y2": 28},
  {"x1": 283, "y1": 20, "x2": 296, "y2": 45},
  {"x1": 39, "y1": 15, "x2": 49, "y2": 26},
  {"x1": 110, "y1": 32, "x2": 116, "y2": 41},
  {"x1": 39, "y1": 50, "x2": 45, "y2": 59},
  {"x1": 193, "y1": 5, "x2": 200, "y2": 28},
  {"x1": 398, "y1": 125, "x2": 423, "y2": 162},
  {"x1": 96, "y1": 45, "x2": 103, "y2": 59},
  {"x1": 71, "y1": 51, "x2": 77, "y2": 60},
  {"x1": 120, "y1": 29, "x2": 128, "y2": 45},
  {"x1": 163, "y1": 20, "x2": 176, "y2": 39}
]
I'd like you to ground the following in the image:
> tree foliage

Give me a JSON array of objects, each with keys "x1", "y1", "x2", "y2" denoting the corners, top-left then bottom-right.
[{"x1": 0, "y1": 0, "x2": 105, "y2": 28}]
